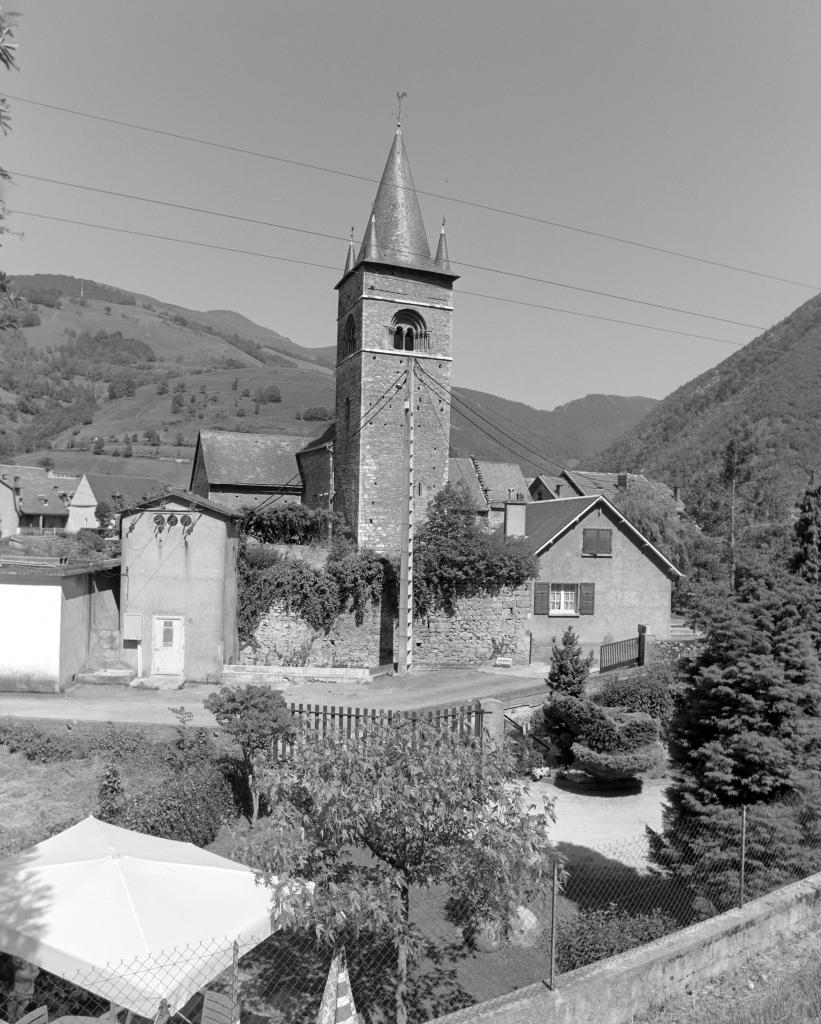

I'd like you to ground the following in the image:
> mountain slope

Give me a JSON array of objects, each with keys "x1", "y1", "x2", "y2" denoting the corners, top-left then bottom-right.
[
  {"x1": 450, "y1": 390, "x2": 657, "y2": 471},
  {"x1": 3, "y1": 273, "x2": 654, "y2": 473},
  {"x1": 601, "y1": 290, "x2": 821, "y2": 511}
]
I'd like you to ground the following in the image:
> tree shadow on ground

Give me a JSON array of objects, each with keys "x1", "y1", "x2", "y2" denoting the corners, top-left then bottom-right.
[
  {"x1": 237, "y1": 927, "x2": 475, "y2": 1024},
  {"x1": 555, "y1": 841, "x2": 696, "y2": 925}
]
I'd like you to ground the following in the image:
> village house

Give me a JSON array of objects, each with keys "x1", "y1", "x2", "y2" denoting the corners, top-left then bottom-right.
[
  {"x1": 0, "y1": 465, "x2": 72, "y2": 538},
  {"x1": 119, "y1": 490, "x2": 240, "y2": 684},
  {"x1": 190, "y1": 429, "x2": 304, "y2": 512},
  {"x1": 505, "y1": 495, "x2": 682, "y2": 663},
  {"x1": 529, "y1": 468, "x2": 683, "y2": 510},
  {"x1": 448, "y1": 457, "x2": 529, "y2": 525},
  {"x1": 66, "y1": 473, "x2": 164, "y2": 532}
]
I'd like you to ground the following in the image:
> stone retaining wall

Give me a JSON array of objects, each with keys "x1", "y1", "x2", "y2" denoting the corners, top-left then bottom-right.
[{"x1": 243, "y1": 584, "x2": 533, "y2": 669}]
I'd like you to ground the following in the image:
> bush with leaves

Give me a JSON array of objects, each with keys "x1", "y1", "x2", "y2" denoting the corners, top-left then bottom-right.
[
  {"x1": 547, "y1": 626, "x2": 594, "y2": 697},
  {"x1": 240, "y1": 720, "x2": 556, "y2": 1024},
  {"x1": 96, "y1": 709, "x2": 233, "y2": 847},
  {"x1": 544, "y1": 695, "x2": 662, "y2": 781},
  {"x1": 414, "y1": 484, "x2": 536, "y2": 618},
  {"x1": 203, "y1": 685, "x2": 295, "y2": 826},
  {"x1": 326, "y1": 547, "x2": 386, "y2": 625},
  {"x1": 592, "y1": 668, "x2": 678, "y2": 730},
  {"x1": 237, "y1": 545, "x2": 339, "y2": 646},
  {"x1": 555, "y1": 905, "x2": 676, "y2": 973},
  {"x1": 243, "y1": 504, "x2": 343, "y2": 545}
]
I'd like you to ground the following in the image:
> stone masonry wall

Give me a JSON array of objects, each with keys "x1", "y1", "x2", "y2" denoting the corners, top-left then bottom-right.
[
  {"x1": 242, "y1": 583, "x2": 533, "y2": 669},
  {"x1": 411, "y1": 584, "x2": 532, "y2": 667}
]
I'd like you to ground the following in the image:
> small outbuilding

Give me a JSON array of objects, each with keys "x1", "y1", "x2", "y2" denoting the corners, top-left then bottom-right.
[
  {"x1": 119, "y1": 491, "x2": 240, "y2": 683},
  {"x1": 0, "y1": 554, "x2": 121, "y2": 692}
]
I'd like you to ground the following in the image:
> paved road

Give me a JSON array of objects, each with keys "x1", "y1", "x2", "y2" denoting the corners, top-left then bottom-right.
[{"x1": 0, "y1": 667, "x2": 550, "y2": 726}]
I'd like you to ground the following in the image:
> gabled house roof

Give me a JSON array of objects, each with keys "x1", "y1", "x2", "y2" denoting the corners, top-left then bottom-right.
[
  {"x1": 560, "y1": 469, "x2": 683, "y2": 510},
  {"x1": 297, "y1": 421, "x2": 335, "y2": 457},
  {"x1": 85, "y1": 474, "x2": 164, "y2": 509},
  {"x1": 522, "y1": 495, "x2": 683, "y2": 579},
  {"x1": 125, "y1": 489, "x2": 241, "y2": 520},
  {"x1": 447, "y1": 458, "x2": 530, "y2": 512},
  {"x1": 193, "y1": 430, "x2": 304, "y2": 489},
  {"x1": 0, "y1": 465, "x2": 69, "y2": 519}
]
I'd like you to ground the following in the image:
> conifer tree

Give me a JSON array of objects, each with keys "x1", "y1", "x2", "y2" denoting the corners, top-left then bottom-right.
[
  {"x1": 547, "y1": 626, "x2": 594, "y2": 697},
  {"x1": 793, "y1": 480, "x2": 821, "y2": 584},
  {"x1": 650, "y1": 569, "x2": 821, "y2": 913}
]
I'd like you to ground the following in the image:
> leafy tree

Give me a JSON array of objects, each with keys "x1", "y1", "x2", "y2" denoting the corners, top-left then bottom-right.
[
  {"x1": 37, "y1": 456, "x2": 54, "y2": 472},
  {"x1": 243, "y1": 721, "x2": 555, "y2": 1024},
  {"x1": 95, "y1": 500, "x2": 113, "y2": 531},
  {"x1": 547, "y1": 626, "x2": 593, "y2": 697},
  {"x1": 302, "y1": 405, "x2": 333, "y2": 421},
  {"x1": 231, "y1": 378, "x2": 238, "y2": 391},
  {"x1": 156, "y1": 379, "x2": 169, "y2": 395},
  {"x1": 414, "y1": 484, "x2": 536, "y2": 617},
  {"x1": 143, "y1": 428, "x2": 160, "y2": 446},
  {"x1": 123, "y1": 443, "x2": 133, "y2": 458},
  {"x1": 203, "y1": 685, "x2": 295, "y2": 826},
  {"x1": 92, "y1": 437, "x2": 104, "y2": 455}
]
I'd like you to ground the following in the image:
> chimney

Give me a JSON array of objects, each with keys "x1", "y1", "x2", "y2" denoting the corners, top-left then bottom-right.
[
  {"x1": 617, "y1": 472, "x2": 629, "y2": 491},
  {"x1": 555, "y1": 483, "x2": 561, "y2": 497},
  {"x1": 504, "y1": 500, "x2": 527, "y2": 538}
]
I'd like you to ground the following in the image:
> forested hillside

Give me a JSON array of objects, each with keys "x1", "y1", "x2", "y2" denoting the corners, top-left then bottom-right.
[
  {"x1": 1, "y1": 274, "x2": 654, "y2": 474},
  {"x1": 602, "y1": 290, "x2": 821, "y2": 523}
]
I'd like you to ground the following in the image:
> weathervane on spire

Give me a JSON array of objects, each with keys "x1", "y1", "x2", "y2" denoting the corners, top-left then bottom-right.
[{"x1": 395, "y1": 91, "x2": 407, "y2": 128}]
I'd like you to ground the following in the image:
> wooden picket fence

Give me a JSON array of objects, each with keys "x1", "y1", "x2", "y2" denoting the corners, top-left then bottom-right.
[{"x1": 274, "y1": 700, "x2": 486, "y2": 757}]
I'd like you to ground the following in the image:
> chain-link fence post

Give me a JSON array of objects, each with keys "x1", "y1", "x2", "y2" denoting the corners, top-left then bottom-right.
[
  {"x1": 548, "y1": 860, "x2": 558, "y2": 990},
  {"x1": 739, "y1": 804, "x2": 747, "y2": 907}
]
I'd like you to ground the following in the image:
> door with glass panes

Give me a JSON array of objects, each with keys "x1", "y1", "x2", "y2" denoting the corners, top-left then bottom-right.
[{"x1": 152, "y1": 615, "x2": 185, "y2": 674}]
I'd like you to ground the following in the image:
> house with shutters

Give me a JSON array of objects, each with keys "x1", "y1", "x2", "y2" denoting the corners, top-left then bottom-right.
[{"x1": 503, "y1": 494, "x2": 682, "y2": 664}]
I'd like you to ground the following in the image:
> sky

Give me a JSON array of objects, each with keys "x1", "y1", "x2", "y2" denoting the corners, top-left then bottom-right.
[{"x1": 2, "y1": 1, "x2": 821, "y2": 410}]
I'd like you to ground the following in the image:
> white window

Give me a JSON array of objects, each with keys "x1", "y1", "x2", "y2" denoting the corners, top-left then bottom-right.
[{"x1": 550, "y1": 584, "x2": 577, "y2": 614}]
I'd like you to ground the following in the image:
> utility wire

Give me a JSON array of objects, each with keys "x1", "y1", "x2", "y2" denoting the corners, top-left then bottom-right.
[
  {"x1": 417, "y1": 364, "x2": 572, "y2": 472},
  {"x1": 417, "y1": 362, "x2": 586, "y2": 466},
  {"x1": 349, "y1": 371, "x2": 408, "y2": 438},
  {"x1": 9, "y1": 169, "x2": 765, "y2": 330},
  {"x1": 8, "y1": 209, "x2": 751, "y2": 348},
  {"x1": 8, "y1": 93, "x2": 819, "y2": 292}
]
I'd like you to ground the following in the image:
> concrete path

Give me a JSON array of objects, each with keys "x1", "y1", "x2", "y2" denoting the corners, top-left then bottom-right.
[{"x1": 0, "y1": 666, "x2": 550, "y2": 726}]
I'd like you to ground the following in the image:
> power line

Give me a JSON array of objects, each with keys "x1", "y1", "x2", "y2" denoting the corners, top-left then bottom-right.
[
  {"x1": 7, "y1": 92, "x2": 820, "y2": 293},
  {"x1": 9, "y1": 170, "x2": 765, "y2": 330},
  {"x1": 8, "y1": 209, "x2": 752, "y2": 348},
  {"x1": 417, "y1": 364, "x2": 571, "y2": 472}
]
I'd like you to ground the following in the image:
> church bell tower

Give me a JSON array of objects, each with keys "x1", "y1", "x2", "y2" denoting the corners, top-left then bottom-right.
[{"x1": 333, "y1": 125, "x2": 458, "y2": 554}]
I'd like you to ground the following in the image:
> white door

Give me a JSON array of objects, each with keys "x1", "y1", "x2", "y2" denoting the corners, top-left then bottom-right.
[{"x1": 152, "y1": 615, "x2": 185, "y2": 675}]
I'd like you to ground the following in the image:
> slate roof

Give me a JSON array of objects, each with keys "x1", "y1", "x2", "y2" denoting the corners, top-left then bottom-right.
[
  {"x1": 474, "y1": 461, "x2": 529, "y2": 507},
  {"x1": 343, "y1": 127, "x2": 458, "y2": 283},
  {"x1": 196, "y1": 430, "x2": 305, "y2": 488},
  {"x1": 127, "y1": 489, "x2": 241, "y2": 520},
  {"x1": 448, "y1": 458, "x2": 487, "y2": 511},
  {"x1": 0, "y1": 465, "x2": 69, "y2": 518},
  {"x1": 563, "y1": 470, "x2": 683, "y2": 509},
  {"x1": 86, "y1": 474, "x2": 164, "y2": 508},
  {"x1": 297, "y1": 422, "x2": 335, "y2": 456},
  {"x1": 522, "y1": 496, "x2": 683, "y2": 578}
]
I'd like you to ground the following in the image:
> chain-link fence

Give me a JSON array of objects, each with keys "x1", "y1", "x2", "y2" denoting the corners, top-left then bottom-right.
[{"x1": 3, "y1": 791, "x2": 820, "y2": 1024}]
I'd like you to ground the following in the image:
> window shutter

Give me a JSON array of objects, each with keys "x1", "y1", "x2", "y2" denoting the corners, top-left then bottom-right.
[
  {"x1": 582, "y1": 529, "x2": 596, "y2": 555},
  {"x1": 597, "y1": 529, "x2": 612, "y2": 555},
  {"x1": 579, "y1": 582, "x2": 595, "y2": 615},
  {"x1": 534, "y1": 582, "x2": 550, "y2": 615}
]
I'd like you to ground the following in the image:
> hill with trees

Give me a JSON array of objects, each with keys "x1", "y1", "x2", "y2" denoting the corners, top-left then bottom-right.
[
  {"x1": 601, "y1": 291, "x2": 821, "y2": 529},
  {"x1": 0, "y1": 273, "x2": 655, "y2": 474}
]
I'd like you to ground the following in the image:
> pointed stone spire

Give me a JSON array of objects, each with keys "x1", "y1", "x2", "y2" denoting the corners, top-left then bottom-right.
[
  {"x1": 343, "y1": 227, "x2": 356, "y2": 275},
  {"x1": 358, "y1": 125, "x2": 431, "y2": 268},
  {"x1": 359, "y1": 211, "x2": 380, "y2": 263},
  {"x1": 434, "y1": 218, "x2": 450, "y2": 271}
]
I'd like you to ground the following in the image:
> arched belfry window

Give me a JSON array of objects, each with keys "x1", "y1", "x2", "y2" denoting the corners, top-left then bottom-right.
[
  {"x1": 343, "y1": 315, "x2": 356, "y2": 357},
  {"x1": 391, "y1": 309, "x2": 429, "y2": 352}
]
